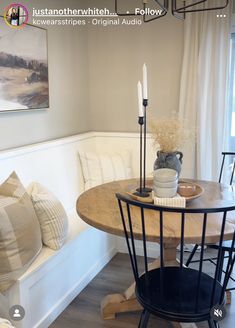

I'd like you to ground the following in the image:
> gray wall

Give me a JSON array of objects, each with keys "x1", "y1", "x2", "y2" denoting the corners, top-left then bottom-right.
[
  {"x1": 0, "y1": 0, "x2": 184, "y2": 150},
  {"x1": 0, "y1": 0, "x2": 90, "y2": 150},
  {"x1": 87, "y1": 0, "x2": 184, "y2": 132}
]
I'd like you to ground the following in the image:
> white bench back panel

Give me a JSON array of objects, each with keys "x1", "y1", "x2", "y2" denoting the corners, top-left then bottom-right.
[
  {"x1": 0, "y1": 132, "x2": 156, "y2": 210},
  {"x1": 0, "y1": 133, "x2": 96, "y2": 212}
]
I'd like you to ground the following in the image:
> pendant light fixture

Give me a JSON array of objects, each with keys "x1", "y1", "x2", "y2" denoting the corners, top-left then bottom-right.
[
  {"x1": 114, "y1": 0, "x2": 230, "y2": 22},
  {"x1": 172, "y1": 0, "x2": 229, "y2": 14}
]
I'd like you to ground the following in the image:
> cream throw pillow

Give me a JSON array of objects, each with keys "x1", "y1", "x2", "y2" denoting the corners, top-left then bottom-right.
[
  {"x1": 0, "y1": 172, "x2": 42, "y2": 293},
  {"x1": 79, "y1": 150, "x2": 133, "y2": 190},
  {"x1": 27, "y1": 183, "x2": 68, "y2": 250}
]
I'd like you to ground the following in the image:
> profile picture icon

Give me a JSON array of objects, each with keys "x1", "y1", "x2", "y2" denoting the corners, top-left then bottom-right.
[
  {"x1": 9, "y1": 305, "x2": 25, "y2": 321},
  {"x1": 4, "y1": 3, "x2": 29, "y2": 28}
]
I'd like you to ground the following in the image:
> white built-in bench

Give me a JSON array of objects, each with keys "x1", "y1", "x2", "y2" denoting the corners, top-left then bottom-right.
[{"x1": 0, "y1": 132, "x2": 155, "y2": 328}]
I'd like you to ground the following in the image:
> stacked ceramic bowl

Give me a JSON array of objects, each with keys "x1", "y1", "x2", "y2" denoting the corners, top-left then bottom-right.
[{"x1": 153, "y1": 168, "x2": 178, "y2": 198}]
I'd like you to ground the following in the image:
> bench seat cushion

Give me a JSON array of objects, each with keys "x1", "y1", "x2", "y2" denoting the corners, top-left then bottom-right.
[{"x1": 19, "y1": 209, "x2": 88, "y2": 281}]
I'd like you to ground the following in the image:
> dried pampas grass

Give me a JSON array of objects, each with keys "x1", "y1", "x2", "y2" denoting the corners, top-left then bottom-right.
[{"x1": 150, "y1": 116, "x2": 195, "y2": 152}]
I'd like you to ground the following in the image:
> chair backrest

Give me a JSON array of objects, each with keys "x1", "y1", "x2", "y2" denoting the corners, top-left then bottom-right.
[
  {"x1": 116, "y1": 193, "x2": 235, "y2": 310},
  {"x1": 219, "y1": 152, "x2": 235, "y2": 185}
]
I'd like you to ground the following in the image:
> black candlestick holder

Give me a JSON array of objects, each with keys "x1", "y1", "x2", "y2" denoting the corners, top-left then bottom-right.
[
  {"x1": 136, "y1": 99, "x2": 152, "y2": 194},
  {"x1": 133, "y1": 116, "x2": 149, "y2": 198}
]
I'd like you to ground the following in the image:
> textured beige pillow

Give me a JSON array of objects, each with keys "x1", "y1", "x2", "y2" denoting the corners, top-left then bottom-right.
[
  {"x1": 0, "y1": 172, "x2": 42, "y2": 293},
  {"x1": 27, "y1": 182, "x2": 69, "y2": 250}
]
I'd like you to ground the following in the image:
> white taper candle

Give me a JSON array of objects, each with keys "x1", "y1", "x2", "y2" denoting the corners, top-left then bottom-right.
[
  {"x1": 143, "y1": 63, "x2": 148, "y2": 100},
  {"x1": 137, "y1": 81, "x2": 144, "y2": 117}
]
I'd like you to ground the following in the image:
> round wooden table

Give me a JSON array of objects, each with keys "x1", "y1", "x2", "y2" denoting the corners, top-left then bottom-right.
[{"x1": 77, "y1": 178, "x2": 235, "y2": 323}]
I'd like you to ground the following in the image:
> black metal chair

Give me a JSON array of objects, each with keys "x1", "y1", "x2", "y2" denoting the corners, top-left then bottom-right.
[
  {"x1": 186, "y1": 152, "x2": 235, "y2": 299},
  {"x1": 116, "y1": 192, "x2": 235, "y2": 328}
]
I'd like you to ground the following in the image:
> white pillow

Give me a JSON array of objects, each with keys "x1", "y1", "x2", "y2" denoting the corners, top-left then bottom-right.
[
  {"x1": 27, "y1": 183, "x2": 69, "y2": 250},
  {"x1": 79, "y1": 150, "x2": 133, "y2": 190}
]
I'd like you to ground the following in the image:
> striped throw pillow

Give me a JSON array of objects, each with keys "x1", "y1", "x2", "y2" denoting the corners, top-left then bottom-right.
[
  {"x1": 79, "y1": 150, "x2": 133, "y2": 190},
  {"x1": 27, "y1": 183, "x2": 69, "y2": 250},
  {"x1": 0, "y1": 172, "x2": 42, "y2": 293}
]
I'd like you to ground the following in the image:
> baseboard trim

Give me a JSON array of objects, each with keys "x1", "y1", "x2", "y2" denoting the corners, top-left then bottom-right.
[{"x1": 35, "y1": 247, "x2": 117, "y2": 328}]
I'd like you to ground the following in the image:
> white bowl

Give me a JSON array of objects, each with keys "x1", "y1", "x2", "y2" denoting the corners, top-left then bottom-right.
[
  {"x1": 154, "y1": 168, "x2": 178, "y2": 183},
  {"x1": 154, "y1": 186, "x2": 177, "y2": 198},
  {"x1": 154, "y1": 180, "x2": 178, "y2": 188}
]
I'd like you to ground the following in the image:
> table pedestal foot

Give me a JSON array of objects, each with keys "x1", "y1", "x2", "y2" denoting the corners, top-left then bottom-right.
[
  {"x1": 101, "y1": 293, "x2": 142, "y2": 320},
  {"x1": 171, "y1": 323, "x2": 182, "y2": 328},
  {"x1": 226, "y1": 290, "x2": 232, "y2": 304},
  {"x1": 101, "y1": 245, "x2": 178, "y2": 320}
]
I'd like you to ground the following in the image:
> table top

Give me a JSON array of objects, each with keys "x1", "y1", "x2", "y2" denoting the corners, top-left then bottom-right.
[{"x1": 76, "y1": 178, "x2": 235, "y2": 244}]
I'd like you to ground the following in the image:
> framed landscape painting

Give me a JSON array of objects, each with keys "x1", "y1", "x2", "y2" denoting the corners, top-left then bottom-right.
[{"x1": 0, "y1": 17, "x2": 49, "y2": 112}]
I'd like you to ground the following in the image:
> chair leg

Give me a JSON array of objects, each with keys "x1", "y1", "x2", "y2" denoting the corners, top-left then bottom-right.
[
  {"x1": 185, "y1": 244, "x2": 199, "y2": 266},
  {"x1": 138, "y1": 309, "x2": 150, "y2": 328},
  {"x1": 208, "y1": 319, "x2": 216, "y2": 328},
  {"x1": 218, "y1": 249, "x2": 225, "y2": 283},
  {"x1": 208, "y1": 319, "x2": 219, "y2": 328}
]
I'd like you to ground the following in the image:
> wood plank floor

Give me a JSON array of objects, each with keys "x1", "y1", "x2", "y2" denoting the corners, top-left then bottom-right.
[{"x1": 50, "y1": 253, "x2": 234, "y2": 328}]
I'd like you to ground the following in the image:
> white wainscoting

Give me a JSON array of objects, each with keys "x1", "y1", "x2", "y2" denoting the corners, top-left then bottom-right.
[{"x1": 0, "y1": 131, "x2": 155, "y2": 328}]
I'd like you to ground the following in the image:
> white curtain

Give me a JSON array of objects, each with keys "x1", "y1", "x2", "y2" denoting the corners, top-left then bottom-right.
[{"x1": 179, "y1": 0, "x2": 232, "y2": 181}]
